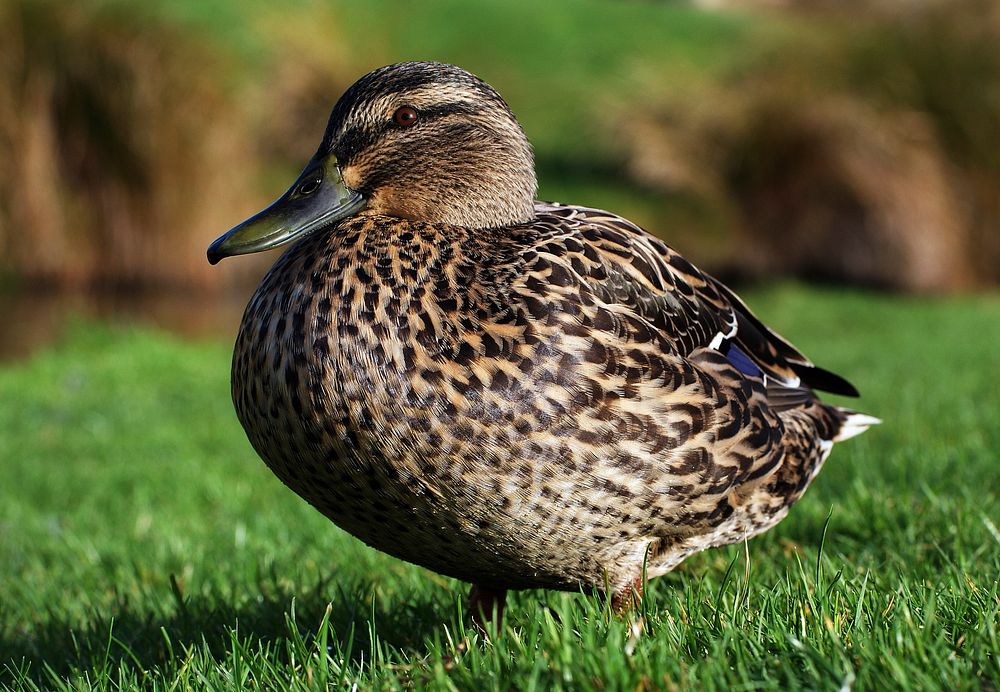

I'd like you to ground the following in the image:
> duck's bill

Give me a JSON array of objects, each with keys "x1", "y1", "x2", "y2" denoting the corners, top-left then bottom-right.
[{"x1": 207, "y1": 155, "x2": 365, "y2": 265}]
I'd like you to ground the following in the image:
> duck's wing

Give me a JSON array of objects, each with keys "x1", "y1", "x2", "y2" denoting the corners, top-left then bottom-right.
[{"x1": 530, "y1": 202, "x2": 858, "y2": 397}]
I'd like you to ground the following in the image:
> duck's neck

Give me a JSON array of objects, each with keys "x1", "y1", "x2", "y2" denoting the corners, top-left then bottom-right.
[{"x1": 362, "y1": 172, "x2": 536, "y2": 230}]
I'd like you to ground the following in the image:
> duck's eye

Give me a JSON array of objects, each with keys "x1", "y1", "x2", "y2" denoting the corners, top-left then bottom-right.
[
  {"x1": 393, "y1": 106, "x2": 419, "y2": 127},
  {"x1": 297, "y1": 173, "x2": 322, "y2": 196}
]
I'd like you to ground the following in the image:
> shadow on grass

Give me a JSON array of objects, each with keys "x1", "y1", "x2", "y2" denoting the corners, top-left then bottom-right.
[{"x1": 1, "y1": 574, "x2": 453, "y2": 687}]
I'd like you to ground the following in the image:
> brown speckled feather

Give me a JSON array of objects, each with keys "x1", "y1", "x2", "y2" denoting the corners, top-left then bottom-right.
[{"x1": 232, "y1": 201, "x2": 862, "y2": 594}]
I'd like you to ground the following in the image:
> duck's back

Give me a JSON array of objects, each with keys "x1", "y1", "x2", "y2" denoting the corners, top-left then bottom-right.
[{"x1": 231, "y1": 204, "x2": 871, "y2": 594}]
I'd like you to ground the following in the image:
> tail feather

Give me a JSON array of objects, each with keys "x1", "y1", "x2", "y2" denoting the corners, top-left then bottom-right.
[{"x1": 833, "y1": 412, "x2": 881, "y2": 442}]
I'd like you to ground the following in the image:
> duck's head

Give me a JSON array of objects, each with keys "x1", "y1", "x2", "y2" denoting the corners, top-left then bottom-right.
[{"x1": 208, "y1": 61, "x2": 536, "y2": 264}]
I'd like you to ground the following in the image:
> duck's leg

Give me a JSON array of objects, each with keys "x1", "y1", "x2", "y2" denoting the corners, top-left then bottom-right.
[
  {"x1": 469, "y1": 584, "x2": 507, "y2": 633},
  {"x1": 610, "y1": 576, "x2": 644, "y2": 615}
]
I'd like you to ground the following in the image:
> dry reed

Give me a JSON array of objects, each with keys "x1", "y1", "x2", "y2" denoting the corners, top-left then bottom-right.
[
  {"x1": 0, "y1": 1, "x2": 352, "y2": 291},
  {"x1": 622, "y1": 0, "x2": 1000, "y2": 292}
]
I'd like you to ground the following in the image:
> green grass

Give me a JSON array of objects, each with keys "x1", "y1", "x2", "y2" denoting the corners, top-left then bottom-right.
[{"x1": 1, "y1": 287, "x2": 998, "y2": 689}]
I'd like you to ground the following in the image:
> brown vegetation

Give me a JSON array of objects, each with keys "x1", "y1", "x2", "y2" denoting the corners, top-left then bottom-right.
[
  {"x1": 0, "y1": 1, "x2": 351, "y2": 291},
  {"x1": 1, "y1": 1, "x2": 996, "y2": 293},
  {"x1": 0, "y1": 2, "x2": 243, "y2": 288},
  {"x1": 623, "y1": 0, "x2": 1000, "y2": 292}
]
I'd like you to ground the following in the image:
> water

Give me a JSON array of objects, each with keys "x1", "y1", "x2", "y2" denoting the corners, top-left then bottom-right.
[{"x1": 0, "y1": 287, "x2": 250, "y2": 362}]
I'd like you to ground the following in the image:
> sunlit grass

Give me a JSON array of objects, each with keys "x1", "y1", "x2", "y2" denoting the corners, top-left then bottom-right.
[{"x1": 1, "y1": 287, "x2": 997, "y2": 688}]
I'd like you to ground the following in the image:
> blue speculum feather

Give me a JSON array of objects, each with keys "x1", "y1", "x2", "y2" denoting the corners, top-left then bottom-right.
[{"x1": 723, "y1": 342, "x2": 763, "y2": 378}]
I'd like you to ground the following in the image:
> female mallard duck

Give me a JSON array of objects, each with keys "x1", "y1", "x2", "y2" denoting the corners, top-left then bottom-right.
[{"x1": 208, "y1": 61, "x2": 876, "y2": 624}]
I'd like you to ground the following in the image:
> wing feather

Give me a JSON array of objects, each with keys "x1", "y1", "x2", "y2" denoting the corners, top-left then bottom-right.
[{"x1": 531, "y1": 202, "x2": 859, "y2": 398}]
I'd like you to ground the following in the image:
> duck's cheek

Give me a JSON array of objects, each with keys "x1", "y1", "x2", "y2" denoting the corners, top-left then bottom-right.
[
  {"x1": 362, "y1": 186, "x2": 431, "y2": 222},
  {"x1": 340, "y1": 162, "x2": 365, "y2": 192}
]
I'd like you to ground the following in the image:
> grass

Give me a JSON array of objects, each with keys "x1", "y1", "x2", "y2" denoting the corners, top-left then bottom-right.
[{"x1": 1, "y1": 286, "x2": 998, "y2": 689}]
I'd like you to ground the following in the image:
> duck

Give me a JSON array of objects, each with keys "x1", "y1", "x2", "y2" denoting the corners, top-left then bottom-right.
[{"x1": 207, "y1": 61, "x2": 877, "y2": 626}]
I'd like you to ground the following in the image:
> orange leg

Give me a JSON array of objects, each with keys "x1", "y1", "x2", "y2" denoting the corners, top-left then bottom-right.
[{"x1": 469, "y1": 583, "x2": 507, "y2": 634}]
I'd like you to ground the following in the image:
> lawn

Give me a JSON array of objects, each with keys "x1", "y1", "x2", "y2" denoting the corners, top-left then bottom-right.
[{"x1": 1, "y1": 286, "x2": 998, "y2": 689}]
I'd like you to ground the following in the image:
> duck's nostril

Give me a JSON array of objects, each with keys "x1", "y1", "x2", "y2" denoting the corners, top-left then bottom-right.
[{"x1": 298, "y1": 175, "x2": 322, "y2": 196}]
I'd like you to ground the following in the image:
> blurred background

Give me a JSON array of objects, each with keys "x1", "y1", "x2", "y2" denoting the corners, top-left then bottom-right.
[
  {"x1": 1, "y1": 0, "x2": 998, "y2": 359},
  {"x1": 3, "y1": 3, "x2": 999, "y2": 685}
]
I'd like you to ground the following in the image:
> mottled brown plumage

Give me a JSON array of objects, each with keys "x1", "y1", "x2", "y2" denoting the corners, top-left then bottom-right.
[{"x1": 210, "y1": 62, "x2": 877, "y2": 623}]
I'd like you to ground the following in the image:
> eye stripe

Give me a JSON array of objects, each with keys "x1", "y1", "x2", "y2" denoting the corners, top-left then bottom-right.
[
  {"x1": 333, "y1": 102, "x2": 488, "y2": 165},
  {"x1": 412, "y1": 102, "x2": 483, "y2": 118}
]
